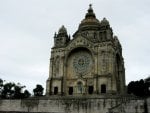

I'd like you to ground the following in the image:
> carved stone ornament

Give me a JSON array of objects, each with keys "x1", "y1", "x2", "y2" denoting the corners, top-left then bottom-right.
[{"x1": 72, "y1": 52, "x2": 92, "y2": 75}]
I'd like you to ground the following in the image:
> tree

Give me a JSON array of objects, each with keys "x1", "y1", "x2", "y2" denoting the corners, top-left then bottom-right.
[
  {"x1": 13, "y1": 84, "x2": 26, "y2": 99},
  {"x1": 33, "y1": 84, "x2": 44, "y2": 96},
  {"x1": 144, "y1": 77, "x2": 150, "y2": 96},
  {"x1": 0, "y1": 78, "x2": 3, "y2": 87},
  {"x1": 0, "y1": 78, "x2": 3, "y2": 98},
  {"x1": 23, "y1": 90, "x2": 31, "y2": 98},
  {"x1": 0, "y1": 79, "x2": 30, "y2": 99},
  {"x1": 127, "y1": 79, "x2": 150, "y2": 97},
  {"x1": 1, "y1": 82, "x2": 15, "y2": 99}
]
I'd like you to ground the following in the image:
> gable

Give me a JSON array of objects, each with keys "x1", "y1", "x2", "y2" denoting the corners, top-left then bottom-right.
[{"x1": 66, "y1": 35, "x2": 95, "y2": 52}]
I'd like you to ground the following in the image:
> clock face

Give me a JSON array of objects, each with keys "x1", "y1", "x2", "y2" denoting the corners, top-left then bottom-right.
[{"x1": 72, "y1": 52, "x2": 92, "y2": 74}]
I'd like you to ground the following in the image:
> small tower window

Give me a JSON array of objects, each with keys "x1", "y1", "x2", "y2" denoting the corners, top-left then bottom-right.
[
  {"x1": 54, "y1": 87, "x2": 58, "y2": 95},
  {"x1": 88, "y1": 86, "x2": 93, "y2": 94},
  {"x1": 69, "y1": 87, "x2": 73, "y2": 95},
  {"x1": 101, "y1": 84, "x2": 106, "y2": 93}
]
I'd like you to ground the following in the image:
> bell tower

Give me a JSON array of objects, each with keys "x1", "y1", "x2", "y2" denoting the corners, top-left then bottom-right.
[
  {"x1": 54, "y1": 25, "x2": 70, "y2": 47},
  {"x1": 46, "y1": 5, "x2": 126, "y2": 96}
]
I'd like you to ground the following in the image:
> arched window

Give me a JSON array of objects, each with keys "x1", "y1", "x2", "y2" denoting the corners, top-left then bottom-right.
[
  {"x1": 55, "y1": 57, "x2": 60, "y2": 76},
  {"x1": 101, "y1": 84, "x2": 106, "y2": 93}
]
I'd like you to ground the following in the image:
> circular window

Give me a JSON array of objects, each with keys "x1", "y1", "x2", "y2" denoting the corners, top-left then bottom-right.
[{"x1": 72, "y1": 51, "x2": 92, "y2": 75}]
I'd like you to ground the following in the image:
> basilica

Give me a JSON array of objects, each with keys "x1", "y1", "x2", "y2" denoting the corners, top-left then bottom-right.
[
  {"x1": 46, "y1": 5, "x2": 126, "y2": 96},
  {"x1": 0, "y1": 5, "x2": 148, "y2": 113}
]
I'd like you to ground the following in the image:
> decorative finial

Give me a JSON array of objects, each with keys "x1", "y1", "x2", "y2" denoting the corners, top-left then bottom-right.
[
  {"x1": 85, "y1": 4, "x2": 95, "y2": 18},
  {"x1": 88, "y1": 4, "x2": 93, "y2": 12},
  {"x1": 89, "y1": 4, "x2": 92, "y2": 8}
]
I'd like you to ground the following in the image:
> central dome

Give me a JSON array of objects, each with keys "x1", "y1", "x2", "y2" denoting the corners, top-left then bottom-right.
[{"x1": 78, "y1": 4, "x2": 101, "y2": 31}]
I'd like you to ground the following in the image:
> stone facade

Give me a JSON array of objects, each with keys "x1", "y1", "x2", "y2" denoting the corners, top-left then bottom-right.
[
  {"x1": 46, "y1": 5, "x2": 125, "y2": 96},
  {"x1": 0, "y1": 5, "x2": 149, "y2": 113}
]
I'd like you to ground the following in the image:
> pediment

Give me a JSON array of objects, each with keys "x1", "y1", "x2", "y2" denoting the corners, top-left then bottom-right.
[{"x1": 67, "y1": 36, "x2": 95, "y2": 52}]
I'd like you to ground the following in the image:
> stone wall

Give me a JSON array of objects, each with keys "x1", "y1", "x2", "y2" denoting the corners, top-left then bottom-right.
[
  {"x1": 109, "y1": 99, "x2": 145, "y2": 113},
  {"x1": 0, "y1": 96, "x2": 149, "y2": 113}
]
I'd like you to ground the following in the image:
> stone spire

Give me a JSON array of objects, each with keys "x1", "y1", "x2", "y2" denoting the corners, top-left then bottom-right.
[{"x1": 54, "y1": 25, "x2": 70, "y2": 47}]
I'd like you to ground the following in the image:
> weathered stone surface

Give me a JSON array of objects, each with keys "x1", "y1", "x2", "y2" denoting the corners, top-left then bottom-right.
[
  {"x1": 0, "y1": 96, "x2": 149, "y2": 113},
  {"x1": 46, "y1": 5, "x2": 125, "y2": 97}
]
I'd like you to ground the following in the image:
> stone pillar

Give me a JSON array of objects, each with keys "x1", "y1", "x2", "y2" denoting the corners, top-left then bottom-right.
[{"x1": 62, "y1": 57, "x2": 67, "y2": 95}]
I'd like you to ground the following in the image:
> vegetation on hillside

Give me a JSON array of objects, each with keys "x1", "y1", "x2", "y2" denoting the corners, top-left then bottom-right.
[
  {"x1": 127, "y1": 77, "x2": 150, "y2": 97},
  {"x1": 0, "y1": 78, "x2": 31, "y2": 99},
  {"x1": 0, "y1": 78, "x2": 44, "y2": 99},
  {"x1": 33, "y1": 84, "x2": 44, "y2": 96}
]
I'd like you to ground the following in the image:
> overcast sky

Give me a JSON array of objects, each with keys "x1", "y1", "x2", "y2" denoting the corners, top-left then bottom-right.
[{"x1": 0, "y1": 0, "x2": 150, "y2": 94}]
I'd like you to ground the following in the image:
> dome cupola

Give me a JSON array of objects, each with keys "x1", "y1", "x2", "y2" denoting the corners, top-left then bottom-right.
[{"x1": 78, "y1": 4, "x2": 100, "y2": 31}]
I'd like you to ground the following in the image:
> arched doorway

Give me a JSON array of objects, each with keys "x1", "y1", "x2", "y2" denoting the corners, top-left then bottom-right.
[{"x1": 77, "y1": 81, "x2": 83, "y2": 94}]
